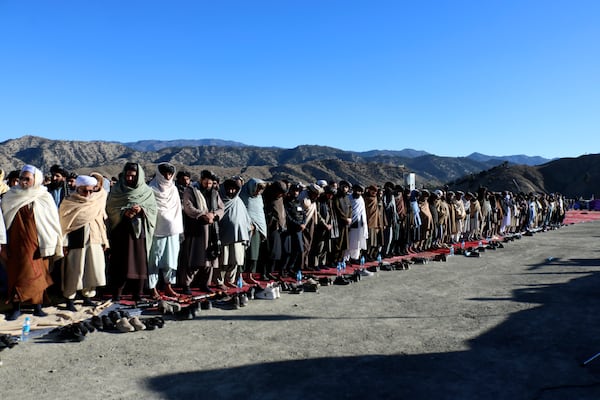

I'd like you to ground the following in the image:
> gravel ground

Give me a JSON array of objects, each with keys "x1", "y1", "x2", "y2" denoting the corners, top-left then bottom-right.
[{"x1": 2, "y1": 220, "x2": 600, "y2": 400}]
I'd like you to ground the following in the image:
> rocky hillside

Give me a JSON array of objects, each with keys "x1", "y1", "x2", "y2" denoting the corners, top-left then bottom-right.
[
  {"x1": 448, "y1": 155, "x2": 600, "y2": 198},
  {"x1": 0, "y1": 136, "x2": 594, "y2": 197}
]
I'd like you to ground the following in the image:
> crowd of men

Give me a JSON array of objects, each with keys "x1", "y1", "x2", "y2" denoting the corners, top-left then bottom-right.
[{"x1": 0, "y1": 163, "x2": 569, "y2": 321}]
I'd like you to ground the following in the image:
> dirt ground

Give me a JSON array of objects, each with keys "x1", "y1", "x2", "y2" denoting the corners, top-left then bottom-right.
[{"x1": 2, "y1": 220, "x2": 600, "y2": 400}]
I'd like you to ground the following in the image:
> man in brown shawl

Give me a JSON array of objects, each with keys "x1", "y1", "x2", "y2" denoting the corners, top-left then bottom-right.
[
  {"x1": 106, "y1": 162, "x2": 157, "y2": 302},
  {"x1": 262, "y1": 181, "x2": 287, "y2": 280},
  {"x1": 180, "y1": 170, "x2": 225, "y2": 294},
  {"x1": 1, "y1": 165, "x2": 63, "y2": 320},
  {"x1": 364, "y1": 185, "x2": 384, "y2": 260}
]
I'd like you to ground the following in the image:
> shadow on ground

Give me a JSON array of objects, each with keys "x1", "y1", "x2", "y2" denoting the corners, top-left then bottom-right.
[{"x1": 146, "y1": 257, "x2": 600, "y2": 400}]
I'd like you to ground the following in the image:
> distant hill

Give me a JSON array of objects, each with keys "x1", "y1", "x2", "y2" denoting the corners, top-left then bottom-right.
[
  {"x1": 466, "y1": 152, "x2": 552, "y2": 166},
  {"x1": 0, "y1": 135, "x2": 591, "y2": 197},
  {"x1": 124, "y1": 139, "x2": 248, "y2": 151}
]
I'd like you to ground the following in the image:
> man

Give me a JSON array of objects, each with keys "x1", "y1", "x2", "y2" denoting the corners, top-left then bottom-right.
[
  {"x1": 300, "y1": 183, "x2": 323, "y2": 270},
  {"x1": 148, "y1": 163, "x2": 183, "y2": 299},
  {"x1": 47, "y1": 164, "x2": 69, "y2": 207},
  {"x1": 281, "y1": 183, "x2": 305, "y2": 275},
  {"x1": 181, "y1": 169, "x2": 224, "y2": 294},
  {"x1": 309, "y1": 184, "x2": 333, "y2": 270},
  {"x1": 239, "y1": 178, "x2": 267, "y2": 284},
  {"x1": 364, "y1": 184, "x2": 384, "y2": 260},
  {"x1": 381, "y1": 182, "x2": 398, "y2": 258},
  {"x1": 262, "y1": 181, "x2": 287, "y2": 280},
  {"x1": 1, "y1": 165, "x2": 63, "y2": 320},
  {"x1": 59, "y1": 175, "x2": 109, "y2": 311},
  {"x1": 345, "y1": 184, "x2": 368, "y2": 263},
  {"x1": 66, "y1": 172, "x2": 78, "y2": 194},
  {"x1": 176, "y1": 170, "x2": 192, "y2": 200},
  {"x1": 106, "y1": 162, "x2": 157, "y2": 302},
  {"x1": 331, "y1": 180, "x2": 352, "y2": 265},
  {"x1": 217, "y1": 178, "x2": 252, "y2": 289},
  {"x1": 6, "y1": 170, "x2": 20, "y2": 188}
]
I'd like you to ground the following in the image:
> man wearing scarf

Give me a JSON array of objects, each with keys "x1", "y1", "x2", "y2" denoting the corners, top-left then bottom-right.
[
  {"x1": 106, "y1": 162, "x2": 157, "y2": 302},
  {"x1": 217, "y1": 179, "x2": 252, "y2": 288},
  {"x1": 1, "y1": 165, "x2": 63, "y2": 320},
  {"x1": 239, "y1": 178, "x2": 267, "y2": 285},
  {"x1": 309, "y1": 184, "x2": 334, "y2": 270},
  {"x1": 181, "y1": 170, "x2": 224, "y2": 294},
  {"x1": 47, "y1": 164, "x2": 69, "y2": 207},
  {"x1": 148, "y1": 163, "x2": 183, "y2": 299},
  {"x1": 345, "y1": 184, "x2": 368, "y2": 263},
  {"x1": 282, "y1": 183, "x2": 306, "y2": 275},
  {"x1": 364, "y1": 185, "x2": 384, "y2": 260},
  {"x1": 300, "y1": 183, "x2": 324, "y2": 270},
  {"x1": 59, "y1": 175, "x2": 109, "y2": 311},
  {"x1": 331, "y1": 181, "x2": 352, "y2": 265},
  {"x1": 262, "y1": 181, "x2": 287, "y2": 280}
]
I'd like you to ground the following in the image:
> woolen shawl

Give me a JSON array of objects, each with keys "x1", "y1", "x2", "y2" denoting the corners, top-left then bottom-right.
[
  {"x1": 106, "y1": 163, "x2": 157, "y2": 259},
  {"x1": 219, "y1": 186, "x2": 252, "y2": 245},
  {"x1": 148, "y1": 167, "x2": 183, "y2": 237},
  {"x1": 239, "y1": 178, "x2": 267, "y2": 238},
  {"x1": 59, "y1": 188, "x2": 109, "y2": 247},
  {"x1": 1, "y1": 166, "x2": 63, "y2": 258}
]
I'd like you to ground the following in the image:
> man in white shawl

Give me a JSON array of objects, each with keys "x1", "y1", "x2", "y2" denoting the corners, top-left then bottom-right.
[
  {"x1": 58, "y1": 175, "x2": 109, "y2": 311},
  {"x1": 1, "y1": 165, "x2": 63, "y2": 320},
  {"x1": 344, "y1": 184, "x2": 368, "y2": 263},
  {"x1": 216, "y1": 178, "x2": 252, "y2": 288},
  {"x1": 148, "y1": 163, "x2": 183, "y2": 299}
]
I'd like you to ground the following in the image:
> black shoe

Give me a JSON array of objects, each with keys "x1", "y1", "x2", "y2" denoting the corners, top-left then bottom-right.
[
  {"x1": 65, "y1": 299, "x2": 77, "y2": 312},
  {"x1": 82, "y1": 298, "x2": 97, "y2": 307},
  {"x1": 333, "y1": 276, "x2": 351, "y2": 285},
  {"x1": 5, "y1": 309, "x2": 22, "y2": 321},
  {"x1": 33, "y1": 304, "x2": 48, "y2": 317},
  {"x1": 101, "y1": 315, "x2": 116, "y2": 331},
  {"x1": 199, "y1": 286, "x2": 214, "y2": 294},
  {"x1": 91, "y1": 316, "x2": 103, "y2": 331}
]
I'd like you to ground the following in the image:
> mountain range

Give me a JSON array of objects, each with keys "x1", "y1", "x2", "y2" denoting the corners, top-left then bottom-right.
[{"x1": 0, "y1": 136, "x2": 596, "y2": 198}]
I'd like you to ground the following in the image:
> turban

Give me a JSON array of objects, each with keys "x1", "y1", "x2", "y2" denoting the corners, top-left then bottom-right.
[{"x1": 75, "y1": 175, "x2": 98, "y2": 187}]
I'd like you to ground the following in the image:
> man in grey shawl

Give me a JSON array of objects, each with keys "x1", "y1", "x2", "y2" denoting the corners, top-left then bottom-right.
[
  {"x1": 216, "y1": 178, "x2": 252, "y2": 288},
  {"x1": 239, "y1": 178, "x2": 267, "y2": 285}
]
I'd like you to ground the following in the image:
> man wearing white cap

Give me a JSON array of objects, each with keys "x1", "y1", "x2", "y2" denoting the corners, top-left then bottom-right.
[
  {"x1": 58, "y1": 175, "x2": 109, "y2": 311},
  {"x1": 1, "y1": 165, "x2": 63, "y2": 320}
]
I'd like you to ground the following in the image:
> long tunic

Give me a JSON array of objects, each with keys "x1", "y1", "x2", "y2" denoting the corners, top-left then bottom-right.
[
  {"x1": 62, "y1": 225, "x2": 106, "y2": 297},
  {"x1": 5, "y1": 206, "x2": 52, "y2": 304}
]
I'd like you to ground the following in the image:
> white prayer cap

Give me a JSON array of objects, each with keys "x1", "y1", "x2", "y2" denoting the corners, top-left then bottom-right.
[
  {"x1": 75, "y1": 175, "x2": 98, "y2": 187},
  {"x1": 316, "y1": 179, "x2": 328, "y2": 187},
  {"x1": 21, "y1": 164, "x2": 38, "y2": 175}
]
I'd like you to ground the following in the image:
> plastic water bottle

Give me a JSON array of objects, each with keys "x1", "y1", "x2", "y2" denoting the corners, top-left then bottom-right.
[
  {"x1": 449, "y1": 246, "x2": 455, "y2": 256},
  {"x1": 360, "y1": 255, "x2": 365, "y2": 266},
  {"x1": 342, "y1": 260, "x2": 347, "y2": 273},
  {"x1": 21, "y1": 316, "x2": 31, "y2": 342},
  {"x1": 337, "y1": 262, "x2": 342, "y2": 277},
  {"x1": 478, "y1": 240, "x2": 483, "y2": 248},
  {"x1": 461, "y1": 240, "x2": 465, "y2": 250},
  {"x1": 377, "y1": 253, "x2": 382, "y2": 266},
  {"x1": 296, "y1": 270, "x2": 302, "y2": 285}
]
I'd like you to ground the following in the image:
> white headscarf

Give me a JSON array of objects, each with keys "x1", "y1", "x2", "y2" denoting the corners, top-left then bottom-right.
[{"x1": 148, "y1": 166, "x2": 184, "y2": 237}]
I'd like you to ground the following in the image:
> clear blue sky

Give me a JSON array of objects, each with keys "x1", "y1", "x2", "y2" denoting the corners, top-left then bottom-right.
[{"x1": 1, "y1": 1, "x2": 598, "y2": 159}]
